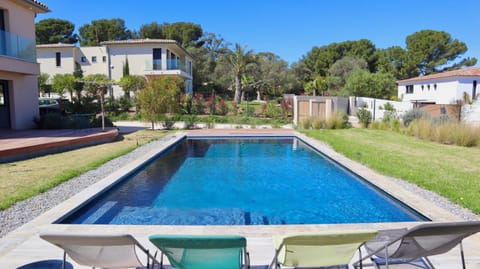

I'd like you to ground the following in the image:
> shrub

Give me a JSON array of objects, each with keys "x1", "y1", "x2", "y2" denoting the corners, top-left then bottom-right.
[
  {"x1": 242, "y1": 105, "x2": 255, "y2": 117},
  {"x1": 402, "y1": 109, "x2": 430, "y2": 127},
  {"x1": 370, "y1": 121, "x2": 383, "y2": 130},
  {"x1": 192, "y1": 94, "x2": 206, "y2": 115},
  {"x1": 311, "y1": 117, "x2": 326, "y2": 129},
  {"x1": 159, "y1": 115, "x2": 176, "y2": 130},
  {"x1": 216, "y1": 98, "x2": 229, "y2": 116},
  {"x1": 204, "y1": 116, "x2": 216, "y2": 129},
  {"x1": 91, "y1": 116, "x2": 114, "y2": 128},
  {"x1": 326, "y1": 111, "x2": 350, "y2": 129},
  {"x1": 183, "y1": 115, "x2": 197, "y2": 130},
  {"x1": 265, "y1": 101, "x2": 282, "y2": 118},
  {"x1": 451, "y1": 124, "x2": 480, "y2": 147},
  {"x1": 391, "y1": 118, "x2": 401, "y2": 132},
  {"x1": 434, "y1": 122, "x2": 456, "y2": 145},
  {"x1": 299, "y1": 117, "x2": 312, "y2": 129},
  {"x1": 356, "y1": 108, "x2": 372, "y2": 128}
]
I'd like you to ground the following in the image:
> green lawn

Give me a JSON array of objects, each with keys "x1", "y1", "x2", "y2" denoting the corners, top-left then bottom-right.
[
  {"x1": 0, "y1": 130, "x2": 169, "y2": 210},
  {"x1": 302, "y1": 128, "x2": 480, "y2": 214}
]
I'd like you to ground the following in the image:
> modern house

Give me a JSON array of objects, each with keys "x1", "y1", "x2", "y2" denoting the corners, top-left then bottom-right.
[
  {"x1": 398, "y1": 68, "x2": 480, "y2": 105},
  {"x1": 0, "y1": 0, "x2": 49, "y2": 129},
  {"x1": 36, "y1": 39, "x2": 194, "y2": 97}
]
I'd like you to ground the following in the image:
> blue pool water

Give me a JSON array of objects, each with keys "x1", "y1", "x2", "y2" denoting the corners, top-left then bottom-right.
[{"x1": 59, "y1": 137, "x2": 427, "y2": 225}]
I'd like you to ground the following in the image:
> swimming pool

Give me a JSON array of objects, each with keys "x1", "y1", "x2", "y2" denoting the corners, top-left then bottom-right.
[{"x1": 58, "y1": 136, "x2": 427, "y2": 225}]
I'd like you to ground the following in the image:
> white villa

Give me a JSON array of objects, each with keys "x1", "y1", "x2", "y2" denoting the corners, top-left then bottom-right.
[
  {"x1": 397, "y1": 68, "x2": 480, "y2": 105},
  {"x1": 0, "y1": 0, "x2": 49, "y2": 129},
  {"x1": 36, "y1": 39, "x2": 194, "y2": 97}
]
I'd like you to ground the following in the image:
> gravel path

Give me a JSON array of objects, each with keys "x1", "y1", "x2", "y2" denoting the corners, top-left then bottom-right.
[
  {"x1": 1, "y1": 134, "x2": 478, "y2": 238},
  {"x1": 0, "y1": 135, "x2": 173, "y2": 238}
]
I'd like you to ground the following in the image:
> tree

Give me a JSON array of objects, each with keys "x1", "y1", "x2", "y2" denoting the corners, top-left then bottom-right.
[
  {"x1": 298, "y1": 39, "x2": 378, "y2": 83},
  {"x1": 78, "y1": 19, "x2": 132, "y2": 46},
  {"x1": 118, "y1": 75, "x2": 146, "y2": 99},
  {"x1": 163, "y1": 22, "x2": 203, "y2": 47},
  {"x1": 304, "y1": 75, "x2": 327, "y2": 96},
  {"x1": 375, "y1": 46, "x2": 418, "y2": 80},
  {"x1": 38, "y1": 73, "x2": 50, "y2": 96},
  {"x1": 139, "y1": 22, "x2": 165, "y2": 39},
  {"x1": 188, "y1": 32, "x2": 230, "y2": 92},
  {"x1": 83, "y1": 74, "x2": 114, "y2": 129},
  {"x1": 123, "y1": 56, "x2": 130, "y2": 77},
  {"x1": 224, "y1": 44, "x2": 256, "y2": 103},
  {"x1": 136, "y1": 77, "x2": 182, "y2": 129},
  {"x1": 73, "y1": 62, "x2": 84, "y2": 101},
  {"x1": 328, "y1": 56, "x2": 368, "y2": 92},
  {"x1": 253, "y1": 52, "x2": 300, "y2": 98},
  {"x1": 36, "y1": 18, "x2": 77, "y2": 44},
  {"x1": 343, "y1": 70, "x2": 396, "y2": 99},
  {"x1": 51, "y1": 74, "x2": 75, "y2": 99},
  {"x1": 405, "y1": 30, "x2": 477, "y2": 75}
]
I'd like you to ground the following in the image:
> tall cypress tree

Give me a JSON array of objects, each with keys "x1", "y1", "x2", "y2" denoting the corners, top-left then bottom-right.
[{"x1": 123, "y1": 56, "x2": 130, "y2": 77}]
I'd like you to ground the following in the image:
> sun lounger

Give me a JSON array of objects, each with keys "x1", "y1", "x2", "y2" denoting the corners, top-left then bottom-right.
[
  {"x1": 40, "y1": 232, "x2": 160, "y2": 269},
  {"x1": 149, "y1": 234, "x2": 249, "y2": 269},
  {"x1": 269, "y1": 230, "x2": 378, "y2": 269},
  {"x1": 353, "y1": 221, "x2": 480, "y2": 269}
]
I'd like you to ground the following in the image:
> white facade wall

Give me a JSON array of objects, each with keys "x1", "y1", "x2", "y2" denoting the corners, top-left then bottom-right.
[
  {"x1": 37, "y1": 47, "x2": 76, "y2": 78},
  {"x1": 37, "y1": 41, "x2": 194, "y2": 98},
  {"x1": 399, "y1": 77, "x2": 480, "y2": 105},
  {"x1": 1, "y1": 0, "x2": 37, "y2": 39},
  {"x1": 0, "y1": 0, "x2": 48, "y2": 129},
  {"x1": 107, "y1": 46, "x2": 152, "y2": 81},
  {"x1": 76, "y1": 46, "x2": 109, "y2": 77},
  {"x1": 9, "y1": 75, "x2": 39, "y2": 129}
]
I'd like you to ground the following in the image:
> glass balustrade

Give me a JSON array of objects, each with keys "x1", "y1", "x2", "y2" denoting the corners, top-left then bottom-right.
[{"x1": 0, "y1": 30, "x2": 36, "y2": 62}]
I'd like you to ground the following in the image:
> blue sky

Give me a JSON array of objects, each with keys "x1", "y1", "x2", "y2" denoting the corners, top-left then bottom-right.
[{"x1": 37, "y1": 0, "x2": 480, "y2": 65}]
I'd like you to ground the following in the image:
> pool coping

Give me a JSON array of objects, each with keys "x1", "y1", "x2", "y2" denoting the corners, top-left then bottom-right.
[{"x1": 1, "y1": 130, "x2": 479, "y2": 268}]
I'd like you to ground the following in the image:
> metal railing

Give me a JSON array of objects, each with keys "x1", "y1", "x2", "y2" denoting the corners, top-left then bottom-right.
[{"x1": 0, "y1": 30, "x2": 36, "y2": 62}]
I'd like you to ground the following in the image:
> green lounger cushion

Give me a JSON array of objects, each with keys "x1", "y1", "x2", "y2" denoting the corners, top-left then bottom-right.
[
  {"x1": 149, "y1": 234, "x2": 246, "y2": 269},
  {"x1": 274, "y1": 230, "x2": 377, "y2": 267}
]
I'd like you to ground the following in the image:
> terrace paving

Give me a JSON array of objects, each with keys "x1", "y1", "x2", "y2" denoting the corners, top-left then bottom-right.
[{"x1": 0, "y1": 128, "x2": 479, "y2": 268}]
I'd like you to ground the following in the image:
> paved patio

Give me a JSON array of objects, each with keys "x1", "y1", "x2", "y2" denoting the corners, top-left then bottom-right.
[{"x1": 0, "y1": 129, "x2": 479, "y2": 268}]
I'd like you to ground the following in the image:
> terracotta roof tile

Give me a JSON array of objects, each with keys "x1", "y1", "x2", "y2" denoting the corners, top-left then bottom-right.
[
  {"x1": 20, "y1": 0, "x2": 50, "y2": 12},
  {"x1": 398, "y1": 67, "x2": 480, "y2": 83}
]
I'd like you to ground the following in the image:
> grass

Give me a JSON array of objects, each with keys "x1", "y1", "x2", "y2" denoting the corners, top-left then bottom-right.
[
  {"x1": 0, "y1": 130, "x2": 169, "y2": 210},
  {"x1": 302, "y1": 128, "x2": 480, "y2": 214}
]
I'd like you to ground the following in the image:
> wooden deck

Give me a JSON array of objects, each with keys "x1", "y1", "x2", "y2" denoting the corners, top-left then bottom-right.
[{"x1": 0, "y1": 128, "x2": 119, "y2": 163}]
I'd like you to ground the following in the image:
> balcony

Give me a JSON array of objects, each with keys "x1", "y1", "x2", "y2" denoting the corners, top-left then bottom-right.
[
  {"x1": 144, "y1": 58, "x2": 192, "y2": 79},
  {"x1": 0, "y1": 30, "x2": 36, "y2": 63}
]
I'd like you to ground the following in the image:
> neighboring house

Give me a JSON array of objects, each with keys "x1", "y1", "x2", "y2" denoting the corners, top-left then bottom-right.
[
  {"x1": 398, "y1": 68, "x2": 480, "y2": 105},
  {"x1": 37, "y1": 39, "x2": 194, "y2": 97},
  {"x1": 0, "y1": 0, "x2": 49, "y2": 129}
]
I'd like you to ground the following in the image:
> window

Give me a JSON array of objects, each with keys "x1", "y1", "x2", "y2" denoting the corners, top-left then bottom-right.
[
  {"x1": 406, "y1": 85, "x2": 414, "y2": 94},
  {"x1": 427, "y1": 84, "x2": 430, "y2": 90},
  {"x1": 81, "y1": 56, "x2": 87, "y2": 63},
  {"x1": 102, "y1": 56, "x2": 107, "y2": 63},
  {"x1": 0, "y1": 82, "x2": 5, "y2": 106},
  {"x1": 55, "y1": 52, "x2": 61, "y2": 67},
  {"x1": 92, "y1": 56, "x2": 97, "y2": 63},
  {"x1": 153, "y1": 48, "x2": 162, "y2": 70},
  {"x1": 473, "y1": 80, "x2": 477, "y2": 98},
  {"x1": 421, "y1": 85, "x2": 424, "y2": 90},
  {"x1": 434, "y1": 84, "x2": 437, "y2": 90}
]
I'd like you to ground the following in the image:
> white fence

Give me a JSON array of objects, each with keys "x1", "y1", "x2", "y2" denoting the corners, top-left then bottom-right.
[{"x1": 354, "y1": 97, "x2": 413, "y2": 121}]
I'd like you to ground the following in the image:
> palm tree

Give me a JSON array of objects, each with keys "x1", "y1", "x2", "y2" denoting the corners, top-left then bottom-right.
[{"x1": 225, "y1": 44, "x2": 256, "y2": 104}]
